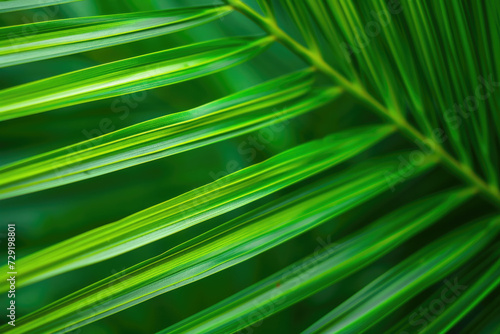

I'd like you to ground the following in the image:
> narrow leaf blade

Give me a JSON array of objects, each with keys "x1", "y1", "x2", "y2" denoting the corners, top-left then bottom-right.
[
  {"x1": 0, "y1": 35, "x2": 273, "y2": 121},
  {"x1": 160, "y1": 188, "x2": 473, "y2": 334},
  {"x1": 303, "y1": 217, "x2": 500, "y2": 334},
  {"x1": 0, "y1": 70, "x2": 340, "y2": 199},
  {"x1": 421, "y1": 254, "x2": 500, "y2": 333},
  {"x1": 4, "y1": 154, "x2": 428, "y2": 334},
  {"x1": 0, "y1": 6, "x2": 232, "y2": 67},
  {"x1": 5, "y1": 123, "x2": 391, "y2": 289}
]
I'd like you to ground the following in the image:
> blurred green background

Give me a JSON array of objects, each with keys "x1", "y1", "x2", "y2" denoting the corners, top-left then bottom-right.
[{"x1": 0, "y1": 1, "x2": 496, "y2": 333}]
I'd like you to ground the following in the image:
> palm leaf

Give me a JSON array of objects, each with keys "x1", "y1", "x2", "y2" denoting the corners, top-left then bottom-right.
[
  {"x1": 1, "y1": 0, "x2": 499, "y2": 332},
  {"x1": 3, "y1": 154, "x2": 425, "y2": 334},
  {"x1": 161, "y1": 188, "x2": 473, "y2": 334},
  {"x1": 389, "y1": 245, "x2": 500, "y2": 334},
  {"x1": 0, "y1": 69, "x2": 333, "y2": 199},
  {"x1": 0, "y1": 36, "x2": 272, "y2": 121},
  {"x1": 302, "y1": 217, "x2": 500, "y2": 334},
  {"x1": 4, "y1": 124, "x2": 391, "y2": 289},
  {"x1": 0, "y1": 6, "x2": 232, "y2": 67}
]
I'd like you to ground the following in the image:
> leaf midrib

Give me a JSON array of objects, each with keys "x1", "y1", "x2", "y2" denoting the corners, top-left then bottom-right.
[{"x1": 228, "y1": 0, "x2": 500, "y2": 208}]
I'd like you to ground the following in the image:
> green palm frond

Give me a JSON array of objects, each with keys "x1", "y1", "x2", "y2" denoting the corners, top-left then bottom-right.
[
  {"x1": 420, "y1": 257, "x2": 500, "y2": 333},
  {"x1": 4, "y1": 125, "x2": 390, "y2": 288},
  {"x1": 301, "y1": 217, "x2": 500, "y2": 333},
  {"x1": 0, "y1": 6, "x2": 231, "y2": 67},
  {"x1": 161, "y1": 188, "x2": 473, "y2": 334},
  {"x1": 8, "y1": 155, "x2": 422, "y2": 334},
  {"x1": 0, "y1": 70, "x2": 341, "y2": 199},
  {"x1": 0, "y1": 36, "x2": 273, "y2": 121},
  {"x1": 1, "y1": 0, "x2": 499, "y2": 333},
  {"x1": 390, "y1": 245, "x2": 500, "y2": 334}
]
